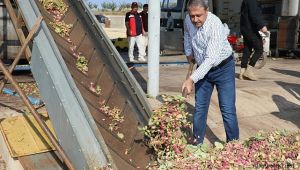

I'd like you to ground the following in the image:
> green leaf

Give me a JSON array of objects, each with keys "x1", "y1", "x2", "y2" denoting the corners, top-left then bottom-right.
[
  {"x1": 214, "y1": 141, "x2": 224, "y2": 150},
  {"x1": 117, "y1": 132, "x2": 124, "y2": 140},
  {"x1": 194, "y1": 149, "x2": 208, "y2": 159},
  {"x1": 200, "y1": 143, "x2": 209, "y2": 152}
]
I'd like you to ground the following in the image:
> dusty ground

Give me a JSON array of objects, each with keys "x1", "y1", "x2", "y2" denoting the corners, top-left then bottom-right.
[
  {"x1": 0, "y1": 57, "x2": 299, "y2": 168},
  {"x1": 103, "y1": 27, "x2": 126, "y2": 39},
  {"x1": 0, "y1": 159, "x2": 5, "y2": 170},
  {"x1": 102, "y1": 22, "x2": 300, "y2": 144},
  {"x1": 130, "y1": 57, "x2": 300, "y2": 144}
]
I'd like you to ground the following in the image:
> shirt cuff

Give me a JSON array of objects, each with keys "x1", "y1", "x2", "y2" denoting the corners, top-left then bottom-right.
[{"x1": 190, "y1": 73, "x2": 202, "y2": 83}]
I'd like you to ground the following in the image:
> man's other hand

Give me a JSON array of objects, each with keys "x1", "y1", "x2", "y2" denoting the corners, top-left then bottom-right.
[
  {"x1": 182, "y1": 78, "x2": 194, "y2": 96},
  {"x1": 186, "y1": 56, "x2": 195, "y2": 64}
]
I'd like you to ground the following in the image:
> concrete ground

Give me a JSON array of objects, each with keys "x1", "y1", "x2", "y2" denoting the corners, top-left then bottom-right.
[{"x1": 130, "y1": 57, "x2": 300, "y2": 144}]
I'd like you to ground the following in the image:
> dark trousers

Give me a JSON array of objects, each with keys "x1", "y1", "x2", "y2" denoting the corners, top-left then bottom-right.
[
  {"x1": 193, "y1": 57, "x2": 239, "y2": 144},
  {"x1": 241, "y1": 31, "x2": 263, "y2": 68}
]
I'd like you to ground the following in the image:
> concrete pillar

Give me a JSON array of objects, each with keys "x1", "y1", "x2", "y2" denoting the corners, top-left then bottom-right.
[
  {"x1": 147, "y1": 0, "x2": 160, "y2": 97},
  {"x1": 281, "y1": 0, "x2": 299, "y2": 16}
]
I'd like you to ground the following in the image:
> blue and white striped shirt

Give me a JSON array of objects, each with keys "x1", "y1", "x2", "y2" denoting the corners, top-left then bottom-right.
[{"x1": 184, "y1": 12, "x2": 232, "y2": 83}]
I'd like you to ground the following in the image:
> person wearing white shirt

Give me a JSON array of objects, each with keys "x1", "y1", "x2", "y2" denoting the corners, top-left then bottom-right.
[{"x1": 182, "y1": 0, "x2": 239, "y2": 144}]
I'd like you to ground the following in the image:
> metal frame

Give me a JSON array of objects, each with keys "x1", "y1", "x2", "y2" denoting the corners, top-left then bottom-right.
[
  {"x1": 17, "y1": 0, "x2": 110, "y2": 169},
  {"x1": 1, "y1": 1, "x2": 75, "y2": 169}
]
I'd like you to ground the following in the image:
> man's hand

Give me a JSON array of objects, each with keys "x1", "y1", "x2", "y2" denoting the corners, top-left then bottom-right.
[
  {"x1": 182, "y1": 78, "x2": 194, "y2": 96},
  {"x1": 186, "y1": 55, "x2": 195, "y2": 64},
  {"x1": 260, "y1": 26, "x2": 268, "y2": 33},
  {"x1": 143, "y1": 32, "x2": 148, "y2": 36}
]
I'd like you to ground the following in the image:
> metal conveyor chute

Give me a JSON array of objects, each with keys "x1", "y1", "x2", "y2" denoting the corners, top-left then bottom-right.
[{"x1": 17, "y1": 0, "x2": 153, "y2": 169}]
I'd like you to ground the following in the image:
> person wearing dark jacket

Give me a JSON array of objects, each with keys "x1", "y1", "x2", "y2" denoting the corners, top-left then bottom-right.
[
  {"x1": 239, "y1": 0, "x2": 268, "y2": 80},
  {"x1": 140, "y1": 4, "x2": 148, "y2": 55}
]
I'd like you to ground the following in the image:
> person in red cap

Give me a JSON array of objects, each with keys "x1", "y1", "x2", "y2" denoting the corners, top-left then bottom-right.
[{"x1": 125, "y1": 2, "x2": 146, "y2": 62}]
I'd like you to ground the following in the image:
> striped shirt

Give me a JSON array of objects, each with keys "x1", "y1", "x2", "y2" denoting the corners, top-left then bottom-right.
[{"x1": 184, "y1": 12, "x2": 232, "y2": 83}]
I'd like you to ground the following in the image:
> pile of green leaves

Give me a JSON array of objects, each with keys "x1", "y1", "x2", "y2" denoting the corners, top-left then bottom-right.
[
  {"x1": 99, "y1": 103, "x2": 125, "y2": 140},
  {"x1": 89, "y1": 82, "x2": 102, "y2": 95},
  {"x1": 142, "y1": 95, "x2": 300, "y2": 169},
  {"x1": 18, "y1": 82, "x2": 40, "y2": 98},
  {"x1": 40, "y1": 0, "x2": 89, "y2": 73},
  {"x1": 153, "y1": 130, "x2": 300, "y2": 170},
  {"x1": 76, "y1": 55, "x2": 88, "y2": 74},
  {"x1": 40, "y1": 0, "x2": 68, "y2": 15},
  {"x1": 141, "y1": 94, "x2": 192, "y2": 161},
  {"x1": 49, "y1": 21, "x2": 73, "y2": 37}
]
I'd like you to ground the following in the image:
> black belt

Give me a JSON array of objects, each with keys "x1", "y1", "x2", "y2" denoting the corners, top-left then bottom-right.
[{"x1": 210, "y1": 55, "x2": 233, "y2": 72}]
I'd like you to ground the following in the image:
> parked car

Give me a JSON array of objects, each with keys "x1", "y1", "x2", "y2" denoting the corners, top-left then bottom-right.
[{"x1": 95, "y1": 14, "x2": 109, "y2": 24}]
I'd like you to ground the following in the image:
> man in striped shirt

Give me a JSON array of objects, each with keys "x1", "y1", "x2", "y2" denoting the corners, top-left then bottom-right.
[{"x1": 182, "y1": 0, "x2": 239, "y2": 144}]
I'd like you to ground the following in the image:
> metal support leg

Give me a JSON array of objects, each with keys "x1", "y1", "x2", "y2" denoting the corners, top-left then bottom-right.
[
  {"x1": 0, "y1": 59, "x2": 75, "y2": 170},
  {"x1": 0, "y1": 16, "x2": 43, "y2": 92},
  {"x1": 3, "y1": 0, "x2": 32, "y2": 60},
  {"x1": 2, "y1": 2, "x2": 75, "y2": 169}
]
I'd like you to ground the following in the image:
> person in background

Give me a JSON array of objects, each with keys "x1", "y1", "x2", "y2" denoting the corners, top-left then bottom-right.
[
  {"x1": 140, "y1": 4, "x2": 148, "y2": 54},
  {"x1": 166, "y1": 11, "x2": 174, "y2": 31},
  {"x1": 125, "y1": 2, "x2": 146, "y2": 62},
  {"x1": 182, "y1": 0, "x2": 239, "y2": 144},
  {"x1": 239, "y1": 0, "x2": 268, "y2": 80}
]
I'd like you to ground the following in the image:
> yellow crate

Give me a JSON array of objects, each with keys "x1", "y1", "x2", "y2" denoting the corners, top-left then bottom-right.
[{"x1": 0, "y1": 113, "x2": 56, "y2": 157}]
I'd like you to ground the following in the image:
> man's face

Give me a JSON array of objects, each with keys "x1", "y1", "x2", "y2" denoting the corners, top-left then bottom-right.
[
  {"x1": 188, "y1": 6, "x2": 208, "y2": 28},
  {"x1": 132, "y1": 6, "x2": 138, "y2": 12},
  {"x1": 143, "y1": 6, "x2": 148, "y2": 13}
]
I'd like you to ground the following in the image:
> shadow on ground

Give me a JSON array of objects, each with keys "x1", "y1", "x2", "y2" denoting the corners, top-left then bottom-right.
[
  {"x1": 271, "y1": 68, "x2": 300, "y2": 79},
  {"x1": 276, "y1": 81, "x2": 300, "y2": 101},
  {"x1": 271, "y1": 83, "x2": 299, "y2": 127},
  {"x1": 271, "y1": 95, "x2": 300, "y2": 128},
  {"x1": 271, "y1": 81, "x2": 300, "y2": 128},
  {"x1": 185, "y1": 102, "x2": 221, "y2": 144},
  {"x1": 130, "y1": 67, "x2": 147, "y2": 92}
]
